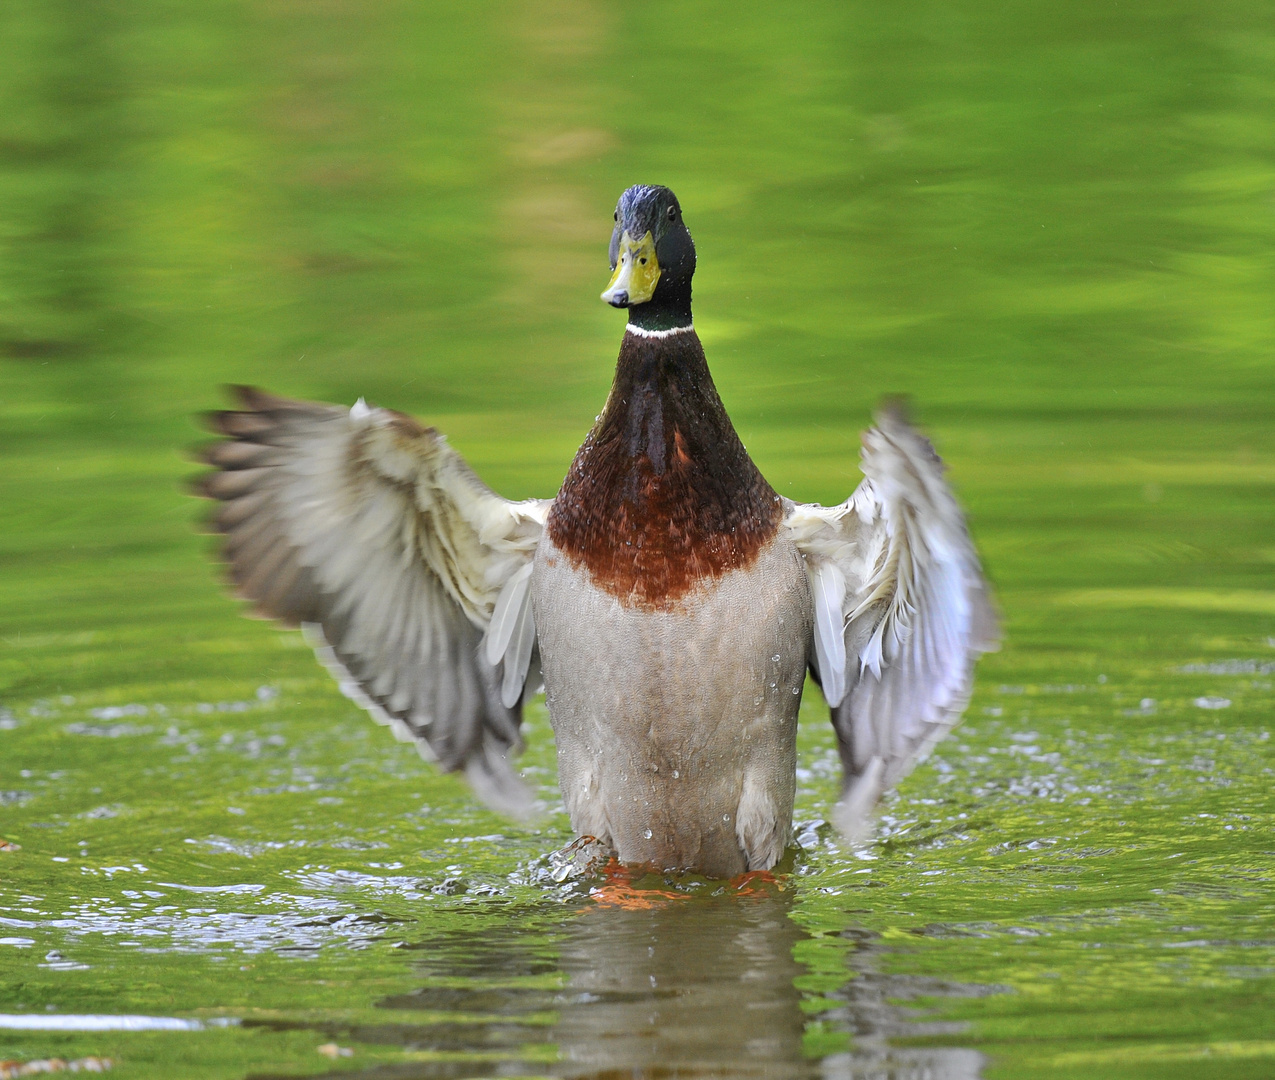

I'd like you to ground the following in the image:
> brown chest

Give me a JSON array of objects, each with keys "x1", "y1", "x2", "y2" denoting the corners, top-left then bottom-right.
[{"x1": 546, "y1": 330, "x2": 781, "y2": 609}]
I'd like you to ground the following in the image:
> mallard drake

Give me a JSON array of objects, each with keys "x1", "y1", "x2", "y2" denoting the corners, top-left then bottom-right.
[{"x1": 198, "y1": 184, "x2": 997, "y2": 877}]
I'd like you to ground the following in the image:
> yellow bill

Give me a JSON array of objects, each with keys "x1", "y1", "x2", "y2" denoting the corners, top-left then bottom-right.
[{"x1": 601, "y1": 230, "x2": 660, "y2": 306}]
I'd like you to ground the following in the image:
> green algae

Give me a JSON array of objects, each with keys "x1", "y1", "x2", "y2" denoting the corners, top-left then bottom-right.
[{"x1": 2, "y1": 0, "x2": 1274, "y2": 1076}]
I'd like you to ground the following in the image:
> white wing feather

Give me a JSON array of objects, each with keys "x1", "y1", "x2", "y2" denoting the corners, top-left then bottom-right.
[
  {"x1": 808, "y1": 559, "x2": 847, "y2": 707},
  {"x1": 486, "y1": 561, "x2": 538, "y2": 709},
  {"x1": 200, "y1": 387, "x2": 551, "y2": 815},
  {"x1": 788, "y1": 405, "x2": 998, "y2": 839}
]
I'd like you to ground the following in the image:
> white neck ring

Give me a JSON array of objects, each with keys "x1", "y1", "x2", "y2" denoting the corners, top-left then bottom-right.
[{"x1": 625, "y1": 322, "x2": 694, "y2": 340}]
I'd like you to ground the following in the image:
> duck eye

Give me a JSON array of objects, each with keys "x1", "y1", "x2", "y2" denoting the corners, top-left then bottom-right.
[{"x1": 666, "y1": 205, "x2": 677, "y2": 220}]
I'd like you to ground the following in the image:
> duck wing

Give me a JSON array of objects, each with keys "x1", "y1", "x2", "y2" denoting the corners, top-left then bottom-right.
[
  {"x1": 197, "y1": 386, "x2": 549, "y2": 816},
  {"x1": 787, "y1": 403, "x2": 998, "y2": 839}
]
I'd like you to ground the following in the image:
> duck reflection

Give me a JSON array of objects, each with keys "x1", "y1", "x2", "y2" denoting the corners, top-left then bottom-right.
[
  {"x1": 551, "y1": 887, "x2": 812, "y2": 1077},
  {"x1": 355, "y1": 884, "x2": 985, "y2": 1080}
]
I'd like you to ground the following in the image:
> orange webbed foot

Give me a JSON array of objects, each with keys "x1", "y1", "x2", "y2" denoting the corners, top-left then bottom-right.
[
  {"x1": 588, "y1": 859, "x2": 689, "y2": 910},
  {"x1": 729, "y1": 869, "x2": 788, "y2": 895}
]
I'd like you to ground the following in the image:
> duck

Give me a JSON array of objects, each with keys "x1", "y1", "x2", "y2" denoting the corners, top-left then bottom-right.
[{"x1": 197, "y1": 183, "x2": 997, "y2": 878}]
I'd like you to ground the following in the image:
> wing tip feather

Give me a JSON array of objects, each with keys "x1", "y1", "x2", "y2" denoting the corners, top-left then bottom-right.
[{"x1": 832, "y1": 757, "x2": 886, "y2": 845}]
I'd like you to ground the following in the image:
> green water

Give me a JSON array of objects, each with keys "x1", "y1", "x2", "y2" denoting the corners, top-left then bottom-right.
[{"x1": 2, "y1": 1, "x2": 1273, "y2": 1076}]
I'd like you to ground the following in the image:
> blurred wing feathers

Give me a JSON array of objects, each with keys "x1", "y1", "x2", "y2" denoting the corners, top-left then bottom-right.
[
  {"x1": 198, "y1": 386, "x2": 550, "y2": 815},
  {"x1": 485, "y1": 561, "x2": 536, "y2": 709},
  {"x1": 788, "y1": 405, "x2": 998, "y2": 838}
]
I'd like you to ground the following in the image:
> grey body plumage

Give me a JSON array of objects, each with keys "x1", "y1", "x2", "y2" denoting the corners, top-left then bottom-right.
[{"x1": 533, "y1": 530, "x2": 811, "y2": 877}]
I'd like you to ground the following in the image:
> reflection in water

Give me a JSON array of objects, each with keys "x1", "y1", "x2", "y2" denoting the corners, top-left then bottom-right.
[
  {"x1": 552, "y1": 890, "x2": 812, "y2": 1077},
  {"x1": 251, "y1": 887, "x2": 985, "y2": 1079}
]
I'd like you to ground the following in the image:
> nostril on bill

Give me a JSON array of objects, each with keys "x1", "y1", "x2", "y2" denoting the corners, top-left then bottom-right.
[{"x1": 609, "y1": 290, "x2": 629, "y2": 307}]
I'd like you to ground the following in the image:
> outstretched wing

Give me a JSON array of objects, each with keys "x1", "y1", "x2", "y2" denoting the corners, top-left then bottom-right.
[
  {"x1": 787, "y1": 404, "x2": 998, "y2": 838},
  {"x1": 196, "y1": 386, "x2": 550, "y2": 815}
]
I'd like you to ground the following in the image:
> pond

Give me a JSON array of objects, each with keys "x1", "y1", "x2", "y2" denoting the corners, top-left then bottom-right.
[{"x1": 2, "y1": 1, "x2": 1273, "y2": 1077}]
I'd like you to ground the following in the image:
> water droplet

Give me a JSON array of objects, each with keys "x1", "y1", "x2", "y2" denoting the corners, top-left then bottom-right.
[
  {"x1": 643, "y1": 828, "x2": 652, "y2": 840},
  {"x1": 722, "y1": 814, "x2": 731, "y2": 822},
  {"x1": 672, "y1": 770, "x2": 680, "y2": 779},
  {"x1": 792, "y1": 687, "x2": 800, "y2": 694},
  {"x1": 753, "y1": 694, "x2": 763, "y2": 706},
  {"x1": 770, "y1": 682, "x2": 777, "y2": 689},
  {"x1": 771, "y1": 654, "x2": 780, "y2": 663}
]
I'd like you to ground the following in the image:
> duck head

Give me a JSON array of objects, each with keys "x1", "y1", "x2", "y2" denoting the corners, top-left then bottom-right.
[{"x1": 601, "y1": 184, "x2": 696, "y2": 332}]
